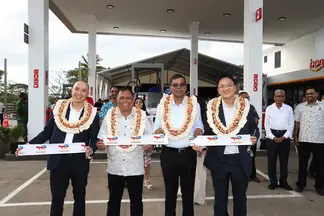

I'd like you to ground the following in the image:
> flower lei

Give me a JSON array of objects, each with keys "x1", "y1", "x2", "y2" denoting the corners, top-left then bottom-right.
[
  {"x1": 53, "y1": 98, "x2": 97, "y2": 134},
  {"x1": 206, "y1": 96, "x2": 250, "y2": 136},
  {"x1": 159, "y1": 94, "x2": 197, "y2": 140},
  {"x1": 106, "y1": 106, "x2": 146, "y2": 152}
]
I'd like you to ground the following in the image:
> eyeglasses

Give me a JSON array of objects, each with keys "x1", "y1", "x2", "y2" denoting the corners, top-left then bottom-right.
[{"x1": 171, "y1": 83, "x2": 186, "y2": 88}]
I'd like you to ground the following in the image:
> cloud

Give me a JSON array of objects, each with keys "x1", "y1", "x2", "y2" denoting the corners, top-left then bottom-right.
[{"x1": 0, "y1": 0, "x2": 272, "y2": 85}]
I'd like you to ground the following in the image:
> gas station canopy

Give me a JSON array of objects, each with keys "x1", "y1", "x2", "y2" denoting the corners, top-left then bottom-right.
[
  {"x1": 98, "y1": 48, "x2": 243, "y2": 85},
  {"x1": 49, "y1": 0, "x2": 324, "y2": 45}
]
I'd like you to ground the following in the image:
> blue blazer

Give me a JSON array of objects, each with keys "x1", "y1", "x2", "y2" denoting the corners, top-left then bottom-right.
[
  {"x1": 203, "y1": 100, "x2": 259, "y2": 177},
  {"x1": 29, "y1": 106, "x2": 99, "y2": 171}
]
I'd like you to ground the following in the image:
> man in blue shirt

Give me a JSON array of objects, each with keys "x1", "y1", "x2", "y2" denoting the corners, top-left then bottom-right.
[{"x1": 99, "y1": 87, "x2": 118, "y2": 120}]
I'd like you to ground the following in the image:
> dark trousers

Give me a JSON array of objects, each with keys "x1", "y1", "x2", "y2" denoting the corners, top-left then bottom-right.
[
  {"x1": 0, "y1": 114, "x2": 3, "y2": 125},
  {"x1": 107, "y1": 174, "x2": 144, "y2": 216},
  {"x1": 211, "y1": 154, "x2": 249, "y2": 216},
  {"x1": 160, "y1": 146, "x2": 197, "y2": 216},
  {"x1": 308, "y1": 154, "x2": 316, "y2": 175},
  {"x1": 50, "y1": 155, "x2": 90, "y2": 216},
  {"x1": 296, "y1": 142, "x2": 324, "y2": 190},
  {"x1": 250, "y1": 144, "x2": 257, "y2": 178},
  {"x1": 266, "y1": 130, "x2": 290, "y2": 185}
]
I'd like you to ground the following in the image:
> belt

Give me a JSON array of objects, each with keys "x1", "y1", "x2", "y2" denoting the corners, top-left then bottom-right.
[{"x1": 163, "y1": 146, "x2": 192, "y2": 153}]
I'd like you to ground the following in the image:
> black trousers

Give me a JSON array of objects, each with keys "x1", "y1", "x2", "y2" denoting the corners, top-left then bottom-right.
[
  {"x1": 107, "y1": 174, "x2": 144, "y2": 216},
  {"x1": 160, "y1": 146, "x2": 197, "y2": 216},
  {"x1": 211, "y1": 154, "x2": 249, "y2": 216},
  {"x1": 0, "y1": 114, "x2": 3, "y2": 125},
  {"x1": 266, "y1": 130, "x2": 290, "y2": 185},
  {"x1": 250, "y1": 144, "x2": 257, "y2": 178},
  {"x1": 296, "y1": 142, "x2": 324, "y2": 190},
  {"x1": 50, "y1": 155, "x2": 90, "y2": 216},
  {"x1": 308, "y1": 154, "x2": 316, "y2": 174}
]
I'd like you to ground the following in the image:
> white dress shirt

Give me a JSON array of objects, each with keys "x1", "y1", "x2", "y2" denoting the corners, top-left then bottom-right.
[
  {"x1": 222, "y1": 101, "x2": 239, "y2": 154},
  {"x1": 97, "y1": 109, "x2": 152, "y2": 176},
  {"x1": 264, "y1": 103, "x2": 294, "y2": 140},
  {"x1": 153, "y1": 97, "x2": 204, "y2": 148},
  {"x1": 64, "y1": 105, "x2": 83, "y2": 143},
  {"x1": 294, "y1": 101, "x2": 324, "y2": 144}
]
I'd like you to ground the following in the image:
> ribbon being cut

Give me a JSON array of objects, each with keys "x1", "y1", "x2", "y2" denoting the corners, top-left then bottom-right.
[
  {"x1": 16, "y1": 142, "x2": 87, "y2": 156},
  {"x1": 189, "y1": 134, "x2": 252, "y2": 146},
  {"x1": 102, "y1": 134, "x2": 168, "y2": 145}
]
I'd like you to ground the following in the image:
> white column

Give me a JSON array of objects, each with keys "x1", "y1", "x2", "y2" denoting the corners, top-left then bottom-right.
[
  {"x1": 189, "y1": 22, "x2": 199, "y2": 96},
  {"x1": 88, "y1": 16, "x2": 97, "y2": 101},
  {"x1": 28, "y1": 0, "x2": 49, "y2": 140},
  {"x1": 244, "y1": 0, "x2": 263, "y2": 145}
]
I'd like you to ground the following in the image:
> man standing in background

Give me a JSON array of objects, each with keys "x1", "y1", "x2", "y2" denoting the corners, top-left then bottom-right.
[
  {"x1": 16, "y1": 92, "x2": 28, "y2": 142},
  {"x1": 99, "y1": 86, "x2": 118, "y2": 120},
  {"x1": 0, "y1": 101, "x2": 5, "y2": 125}
]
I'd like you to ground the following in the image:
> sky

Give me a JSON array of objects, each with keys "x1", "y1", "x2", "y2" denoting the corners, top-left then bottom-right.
[{"x1": 0, "y1": 0, "x2": 272, "y2": 85}]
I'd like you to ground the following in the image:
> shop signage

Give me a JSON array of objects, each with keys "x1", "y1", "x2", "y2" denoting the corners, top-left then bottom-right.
[
  {"x1": 310, "y1": 58, "x2": 324, "y2": 72},
  {"x1": 255, "y1": 8, "x2": 262, "y2": 22},
  {"x1": 253, "y1": 74, "x2": 258, "y2": 92},
  {"x1": 34, "y1": 69, "x2": 39, "y2": 88}
]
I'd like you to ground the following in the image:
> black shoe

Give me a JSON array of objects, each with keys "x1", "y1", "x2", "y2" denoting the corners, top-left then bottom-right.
[
  {"x1": 268, "y1": 184, "x2": 278, "y2": 190},
  {"x1": 295, "y1": 187, "x2": 304, "y2": 192},
  {"x1": 316, "y1": 189, "x2": 324, "y2": 196},
  {"x1": 250, "y1": 176, "x2": 261, "y2": 183},
  {"x1": 279, "y1": 183, "x2": 293, "y2": 191}
]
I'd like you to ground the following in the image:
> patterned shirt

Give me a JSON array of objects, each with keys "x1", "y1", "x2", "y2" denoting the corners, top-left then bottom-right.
[
  {"x1": 98, "y1": 101, "x2": 116, "y2": 120},
  {"x1": 97, "y1": 109, "x2": 152, "y2": 176},
  {"x1": 294, "y1": 101, "x2": 324, "y2": 144}
]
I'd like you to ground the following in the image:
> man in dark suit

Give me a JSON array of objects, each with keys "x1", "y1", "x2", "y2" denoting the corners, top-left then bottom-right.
[
  {"x1": 193, "y1": 75, "x2": 259, "y2": 216},
  {"x1": 19, "y1": 81, "x2": 99, "y2": 216}
]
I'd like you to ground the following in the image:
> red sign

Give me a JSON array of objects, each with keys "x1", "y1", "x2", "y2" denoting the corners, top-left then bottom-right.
[
  {"x1": 45, "y1": 70, "x2": 48, "y2": 86},
  {"x1": 194, "y1": 58, "x2": 197, "y2": 65},
  {"x1": 193, "y1": 88, "x2": 196, "y2": 96},
  {"x1": 253, "y1": 74, "x2": 258, "y2": 92},
  {"x1": 255, "y1": 8, "x2": 262, "y2": 22},
  {"x1": 90, "y1": 87, "x2": 93, "y2": 96},
  {"x1": 310, "y1": 58, "x2": 324, "y2": 72},
  {"x1": 34, "y1": 69, "x2": 39, "y2": 88}
]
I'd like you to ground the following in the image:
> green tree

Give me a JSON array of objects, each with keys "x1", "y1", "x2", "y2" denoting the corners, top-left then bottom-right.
[{"x1": 65, "y1": 54, "x2": 106, "y2": 84}]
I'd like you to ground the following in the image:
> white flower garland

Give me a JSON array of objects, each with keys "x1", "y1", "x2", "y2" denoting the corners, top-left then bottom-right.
[
  {"x1": 106, "y1": 106, "x2": 146, "y2": 152},
  {"x1": 159, "y1": 93, "x2": 197, "y2": 140},
  {"x1": 206, "y1": 96, "x2": 250, "y2": 136},
  {"x1": 53, "y1": 98, "x2": 97, "y2": 134}
]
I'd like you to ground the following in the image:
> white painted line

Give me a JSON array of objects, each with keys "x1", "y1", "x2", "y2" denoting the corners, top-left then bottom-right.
[
  {"x1": 256, "y1": 169, "x2": 303, "y2": 197},
  {"x1": 0, "y1": 167, "x2": 47, "y2": 206},
  {"x1": 0, "y1": 194, "x2": 302, "y2": 207}
]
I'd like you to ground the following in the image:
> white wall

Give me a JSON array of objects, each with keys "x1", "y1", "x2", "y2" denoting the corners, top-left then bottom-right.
[{"x1": 263, "y1": 28, "x2": 324, "y2": 77}]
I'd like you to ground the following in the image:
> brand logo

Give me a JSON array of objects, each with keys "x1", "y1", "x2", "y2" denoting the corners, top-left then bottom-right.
[
  {"x1": 17, "y1": 145, "x2": 24, "y2": 154},
  {"x1": 154, "y1": 135, "x2": 164, "y2": 140},
  {"x1": 310, "y1": 59, "x2": 324, "y2": 72},
  {"x1": 58, "y1": 144, "x2": 70, "y2": 152},
  {"x1": 130, "y1": 136, "x2": 142, "y2": 144},
  {"x1": 106, "y1": 136, "x2": 118, "y2": 142},
  {"x1": 36, "y1": 144, "x2": 47, "y2": 153},
  {"x1": 207, "y1": 136, "x2": 218, "y2": 142},
  {"x1": 189, "y1": 136, "x2": 195, "y2": 141},
  {"x1": 231, "y1": 136, "x2": 243, "y2": 144}
]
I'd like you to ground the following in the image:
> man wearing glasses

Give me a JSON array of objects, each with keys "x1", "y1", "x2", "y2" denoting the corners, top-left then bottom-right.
[
  {"x1": 154, "y1": 74, "x2": 204, "y2": 216},
  {"x1": 265, "y1": 89, "x2": 294, "y2": 191}
]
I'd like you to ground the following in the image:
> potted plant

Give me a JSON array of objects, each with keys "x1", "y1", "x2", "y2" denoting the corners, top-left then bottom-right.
[
  {"x1": 9, "y1": 124, "x2": 25, "y2": 154},
  {"x1": 0, "y1": 126, "x2": 11, "y2": 158}
]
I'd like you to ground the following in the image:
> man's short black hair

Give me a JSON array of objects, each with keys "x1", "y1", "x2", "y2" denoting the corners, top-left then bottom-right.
[
  {"x1": 216, "y1": 74, "x2": 237, "y2": 87},
  {"x1": 170, "y1": 74, "x2": 186, "y2": 84},
  {"x1": 305, "y1": 86, "x2": 317, "y2": 93},
  {"x1": 117, "y1": 86, "x2": 134, "y2": 96},
  {"x1": 110, "y1": 86, "x2": 118, "y2": 91}
]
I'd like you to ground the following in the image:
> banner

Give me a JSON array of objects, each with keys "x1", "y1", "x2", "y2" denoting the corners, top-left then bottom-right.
[
  {"x1": 102, "y1": 134, "x2": 168, "y2": 145},
  {"x1": 189, "y1": 134, "x2": 252, "y2": 146},
  {"x1": 16, "y1": 143, "x2": 87, "y2": 156}
]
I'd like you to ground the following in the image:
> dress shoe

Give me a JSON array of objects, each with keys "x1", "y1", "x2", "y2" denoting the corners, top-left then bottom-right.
[
  {"x1": 279, "y1": 183, "x2": 293, "y2": 191},
  {"x1": 295, "y1": 187, "x2": 304, "y2": 192},
  {"x1": 268, "y1": 184, "x2": 278, "y2": 190},
  {"x1": 316, "y1": 189, "x2": 324, "y2": 196},
  {"x1": 250, "y1": 176, "x2": 261, "y2": 183}
]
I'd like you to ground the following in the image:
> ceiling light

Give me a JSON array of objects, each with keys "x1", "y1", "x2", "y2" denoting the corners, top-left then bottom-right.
[
  {"x1": 106, "y1": 5, "x2": 114, "y2": 9},
  {"x1": 160, "y1": 29, "x2": 166, "y2": 33},
  {"x1": 223, "y1": 13, "x2": 231, "y2": 17},
  {"x1": 113, "y1": 26, "x2": 119, "y2": 30},
  {"x1": 205, "y1": 33, "x2": 210, "y2": 36},
  {"x1": 166, "y1": 9, "x2": 175, "y2": 13},
  {"x1": 278, "y1": 17, "x2": 286, "y2": 21}
]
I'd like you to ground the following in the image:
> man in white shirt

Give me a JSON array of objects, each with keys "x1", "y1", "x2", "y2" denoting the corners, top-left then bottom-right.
[
  {"x1": 0, "y1": 101, "x2": 4, "y2": 125},
  {"x1": 97, "y1": 87, "x2": 153, "y2": 216},
  {"x1": 265, "y1": 89, "x2": 294, "y2": 191},
  {"x1": 294, "y1": 87, "x2": 324, "y2": 196},
  {"x1": 154, "y1": 74, "x2": 204, "y2": 216}
]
